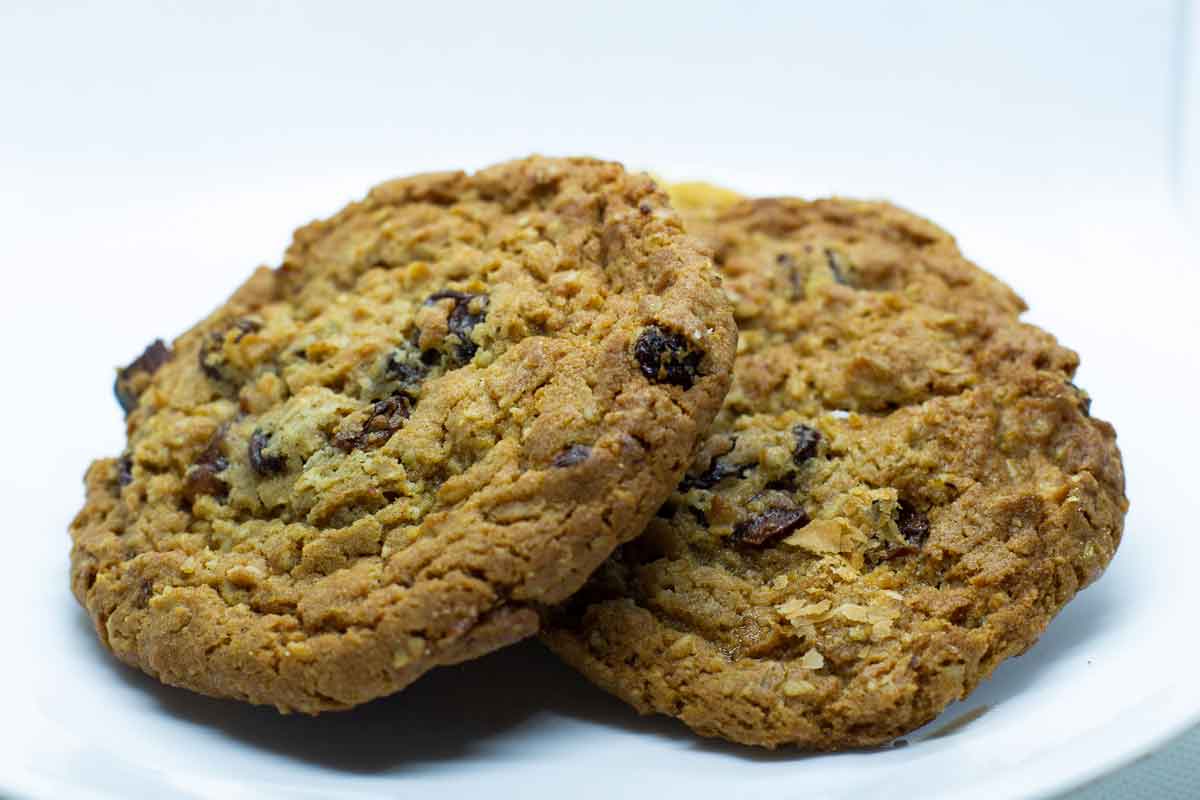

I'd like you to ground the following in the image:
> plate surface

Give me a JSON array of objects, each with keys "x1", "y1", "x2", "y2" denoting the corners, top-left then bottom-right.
[
  {"x1": 0, "y1": 3, "x2": 1196, "y2": 795},
  {"x1": 3, "y1": 165, "x2": 1199, "y2": 800}
]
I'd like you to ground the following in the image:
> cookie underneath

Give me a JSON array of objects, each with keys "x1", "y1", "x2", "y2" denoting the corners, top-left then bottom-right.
[{"x1": 541, "y1": 188, "x2": 1127, "y2": 750}]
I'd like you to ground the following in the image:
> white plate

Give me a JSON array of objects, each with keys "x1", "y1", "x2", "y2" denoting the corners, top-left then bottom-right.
[
  {"x1": 4, "y1": 162, "x2": 1199, "y2": 800},
  {"x1": 4, "y1": 2, "x2": 1197, "y2": 795}
]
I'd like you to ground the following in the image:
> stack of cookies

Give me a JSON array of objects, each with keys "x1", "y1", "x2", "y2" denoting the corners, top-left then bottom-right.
[{"x1": 70, "y1": 156, "x2": 1127, "y2": 751}]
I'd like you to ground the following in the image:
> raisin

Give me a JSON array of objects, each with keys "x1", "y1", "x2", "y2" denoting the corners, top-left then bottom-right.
[
  {"x1": 248, "y1": 429, "x2": 286, "y2": 475},
  {"x1": 198, "y1": 333, "x2": 224, "y2": 380},
  {"x1": 732, "y1": 507, "x2": 809, "y2": 547},
  {"x1": 824, "y1": 248, "x2": 851, "y2": 285},
  {"x1": 792, "y1": 424, "x2": 822, "y2": 464},
  {"x1": 199, "y1": 319, "x2": 260, "y2": 382},
  {"x1": 552, "y1": 444, "x2": 591, "y2": 468},
  {"x1": 1067, "y1": 381, "x2": 1092, "y2": 416},
  {"x1": 135, "y1": 580, "x2": 153, "y2": 608},
  {"x1": 679, "y1": 459, "x2": 751, "y2": 491},
  {"x1": 870, "y1": 501, "x2": 931, "y2": 563},
  {"x1": 201, "y1": 424, "x2": 229, "y2": 462},
  {"x1": 425, "y1": 290, "x2": 489, "y2": 364},
  {"x1": 231, "y1": 319, "x2": 261, "y2": 342},
  {"x1": 895, "y1": 501, "x2": 930, "y2": 547},
  {"x1": 634, "y1": 325, "x2": 703, "y2": 389},
  {"x1": 384, "y1": 349, "x2": 428, "y2": 395},
  {"x1": 331, "y1": 429, "x2": 355, "y2": 453},
  {"x1": 182, "y1": 463, "x2": 228, "y2": 501},
  {"x1": 114, "y1": 339, "x2": 172, "y2": 414},
  {"x1": 333, "y1": 396, "x2": 410, "y2": 452},
  {"x1": 764, "y1": 476, "x2": 798, "y2": 492},
  {"x1": 655, "y1": 501, "x2": 677, "y2": 519},
  {"x1": 776, "y1": 253, "x2": 803, "y2": 300},
  {"x1": 182, "y1": 423, "x2": 230, "y2": 502},
  {"x1": 116, "y1": 454, "x2": 134, "y2": 487}
]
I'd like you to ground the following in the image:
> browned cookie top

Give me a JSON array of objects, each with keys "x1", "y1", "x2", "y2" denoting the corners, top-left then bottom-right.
[
  {"x1": 70, "y1": 157, "x2": 737, "y2": 713},
  {"x1": 668, "y1": 184, "x2": 1027, "y2": 327},
  {"x1": 542, "y1": 188, "x2": 1127, "y2": 750}
]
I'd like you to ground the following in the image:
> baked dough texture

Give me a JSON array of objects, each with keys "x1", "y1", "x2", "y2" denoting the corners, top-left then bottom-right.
[
  {"x1": 542, "y1": 186, "x2": 1127, "y2": 749},
  {"x1": 70, "y1": 158, "x2": 737, "y2": 712}
]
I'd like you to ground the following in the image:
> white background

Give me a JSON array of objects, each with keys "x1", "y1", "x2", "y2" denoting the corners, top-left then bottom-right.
[{"x1": 1, "y1": 2, "x2": 1197, "y2": 798}]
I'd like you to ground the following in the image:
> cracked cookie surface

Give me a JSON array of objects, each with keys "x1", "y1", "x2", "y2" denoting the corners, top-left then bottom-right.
[
  {"x1": 541, "y1": 186, "x2": 1127, "y2": 749},
  {"x1": 69, "y1": 157, "x2": 737, "y2": 712}
]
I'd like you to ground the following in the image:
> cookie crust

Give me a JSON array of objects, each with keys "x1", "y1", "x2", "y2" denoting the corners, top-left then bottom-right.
[
  {"x1": 70, "y1": 157, "x2": 736, "y2": 712},
  {"x1": 542, "y1": 189, "x2": 1126, "y2": 750}
]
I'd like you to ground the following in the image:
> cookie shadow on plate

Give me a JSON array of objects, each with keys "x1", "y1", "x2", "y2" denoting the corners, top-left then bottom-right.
[
  {"x1": 73, "y1": 573, "x2": 1117, "y2": 770},
  {"x1": 76, "y1": 612, "x2": 566, "y2": 773}
]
